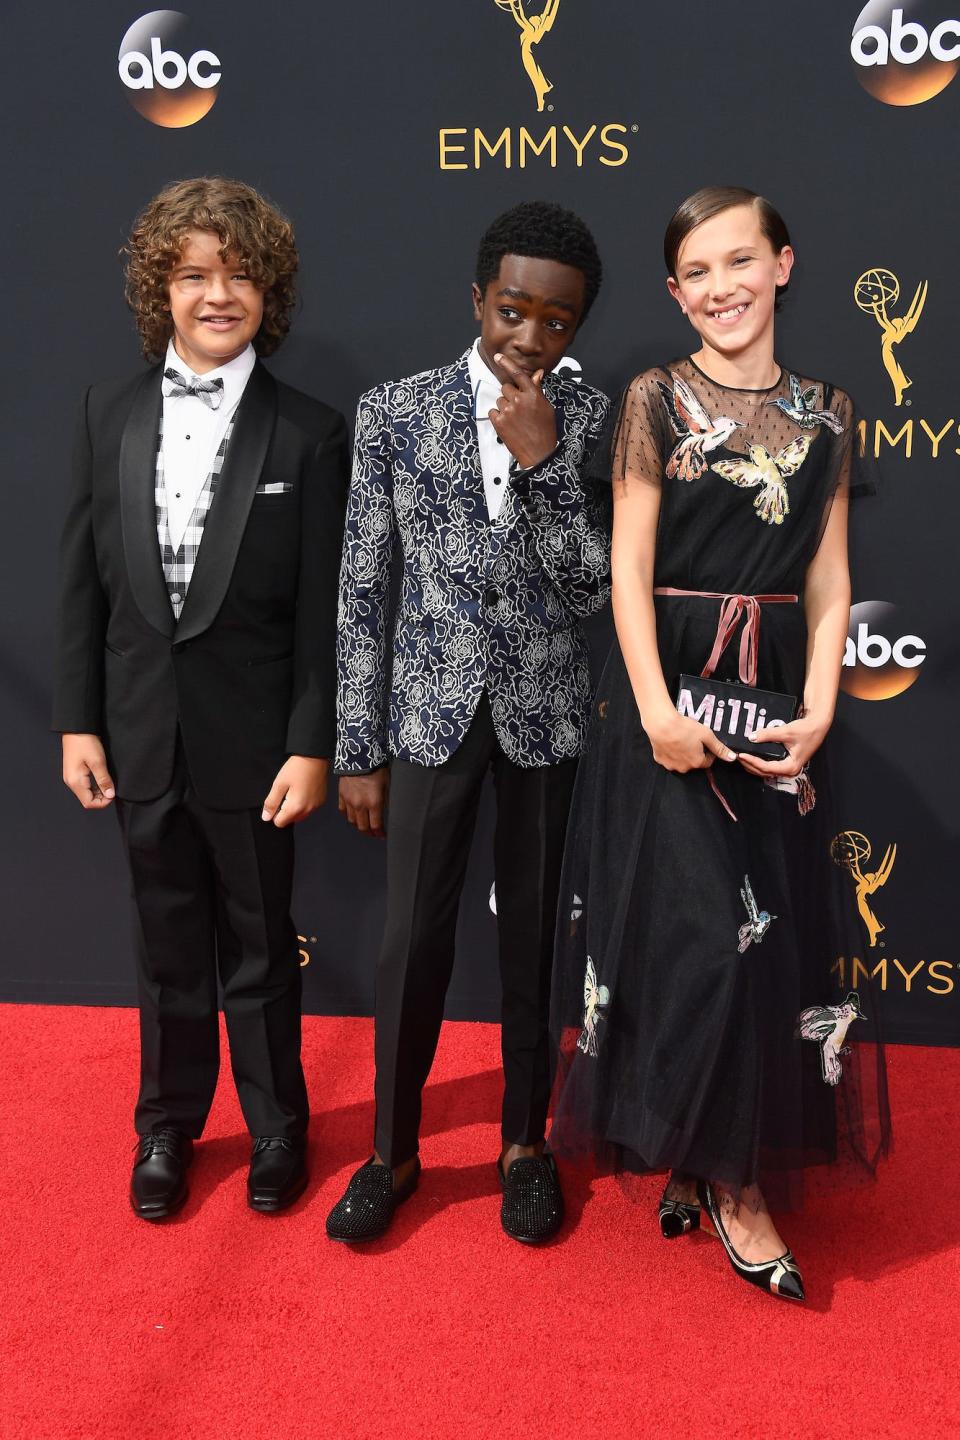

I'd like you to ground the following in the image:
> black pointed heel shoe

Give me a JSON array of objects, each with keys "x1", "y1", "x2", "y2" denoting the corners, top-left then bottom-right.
[
  {"x1": 697, "y1": 1180, "x2": 805, "y2": 1303},
  {"x1": 658, "y1": 1188, "x2": 701, "y2": 1239}
]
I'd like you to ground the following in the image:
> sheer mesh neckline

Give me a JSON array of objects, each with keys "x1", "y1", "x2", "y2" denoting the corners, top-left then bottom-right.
[{"x1": 687, "y1": 356, "x2": 784, "y2": 395}]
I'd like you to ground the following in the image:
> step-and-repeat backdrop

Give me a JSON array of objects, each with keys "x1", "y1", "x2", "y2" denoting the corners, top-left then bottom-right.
[{"x1": 3, "y1": 1, "x2": 957, "y2": 1044}]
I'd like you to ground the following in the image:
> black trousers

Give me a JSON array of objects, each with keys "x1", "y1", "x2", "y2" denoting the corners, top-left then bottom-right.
[
  {"x1": 373, "y1": 695, "x2": 577, "y2": 1167},
  {"x1": 116, "y1": 744, "x2": 308, "y2": 1139}
]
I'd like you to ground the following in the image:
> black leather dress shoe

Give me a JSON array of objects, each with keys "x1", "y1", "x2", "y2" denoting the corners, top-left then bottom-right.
[
  {"x1": 247, "y1": 1136, "x2": 308, "y2": 1213},
  {"x1": 498, "y1": 1152, "x2": 564, "y2": 1244},
  {"x1": 326, "y1": 1157, "x2": 421, "y2": 1243},
  {"x1": 130, "y1": 1129, "x2": 193, "y2": 1221}
]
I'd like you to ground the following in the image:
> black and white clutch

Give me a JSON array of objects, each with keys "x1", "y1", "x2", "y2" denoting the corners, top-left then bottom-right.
[{"x1": 675, "y1": 675, "x2": 796, "y2": 760}]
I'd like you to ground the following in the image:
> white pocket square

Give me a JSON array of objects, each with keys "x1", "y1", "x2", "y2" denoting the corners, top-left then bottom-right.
[{"x1": 255, "y1": 481, "x2": 293, "y2": 495}]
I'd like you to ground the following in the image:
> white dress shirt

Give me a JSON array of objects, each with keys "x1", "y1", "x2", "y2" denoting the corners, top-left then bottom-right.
[
  {"x1": 160, "y1": 340, "x2": 257, "y2": 551},
  {"x1": 467, "y1": 339, "x2": 513, "y2": 523}
]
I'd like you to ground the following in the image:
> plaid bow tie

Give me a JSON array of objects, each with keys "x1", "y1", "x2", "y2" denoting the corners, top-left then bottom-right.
[{"x1": 162, "y1": 367, "x2": 224, "y2": 410}]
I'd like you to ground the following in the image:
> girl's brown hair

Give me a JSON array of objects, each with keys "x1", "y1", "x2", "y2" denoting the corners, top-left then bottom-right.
[
  {"x1": 124, "y1": 176, "x2": 299, "y2": 360},
  {"x1": 663, "y1": 186, "x2": 791, "y2": 301}
]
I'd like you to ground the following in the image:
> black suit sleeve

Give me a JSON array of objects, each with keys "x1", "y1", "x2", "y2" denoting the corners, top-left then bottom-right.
[
  {"x1": 285, "y1": 408, "x2": 350, "y2": 758},
  {"x1": 52, "y1": 388, "x2": 108, "y2": 734}
]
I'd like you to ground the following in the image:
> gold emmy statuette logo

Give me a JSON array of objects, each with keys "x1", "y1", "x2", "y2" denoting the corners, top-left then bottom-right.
[
  {"x1": 831, "y1": 830, "x2": 897, "y2": 948},
  {"x1": 494, "y1": 0, "x2": 561, "y2": 111},
  {"x1": 854, "y1": 267, "x2": 927, "y2": 406}
]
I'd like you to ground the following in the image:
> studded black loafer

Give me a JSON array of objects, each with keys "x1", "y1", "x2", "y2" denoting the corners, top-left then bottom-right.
[
  {"x1": 247, "y1": 1136, "x2": 308, "y2": 1213},
  {"x1": 498, "y1": 1152, "x2": 564, "y2": 1244},
  {"x1": 130, "y1": 1128, "x2": 193, "y2": 1221},
  {"x1": 325, "y1": 1157, "x2": 421, "y2": 1243}
]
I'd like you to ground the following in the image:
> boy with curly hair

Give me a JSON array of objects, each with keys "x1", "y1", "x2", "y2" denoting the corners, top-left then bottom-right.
[
  {"x1": 54, "y1": 177, "x2": 348, "y2": 1219},
  {"x1": 328, "y1": 201, "x2": 610, "y2": 1245}
]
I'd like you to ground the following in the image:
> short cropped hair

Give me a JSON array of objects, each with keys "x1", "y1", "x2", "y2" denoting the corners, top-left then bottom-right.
[
  {"x1": 664, "y1": 186, "x2": 792, "y2": 304},
  {"x1": 124, "y1": 176, "x2": 299, "y2": 360},
  {"x1": 475, "y1": 201, "x2": 603, "y2": 322}
]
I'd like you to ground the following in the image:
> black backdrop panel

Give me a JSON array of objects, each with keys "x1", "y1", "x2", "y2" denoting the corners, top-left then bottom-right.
[{"x1": 2, "y1": 1, "x2": 957, "y2": 1045}]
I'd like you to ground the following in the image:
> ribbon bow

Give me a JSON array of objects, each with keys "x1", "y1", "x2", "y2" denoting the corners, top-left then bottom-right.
[
  {"x1": 701, "y1": 594, "x2": 763, "y2": 687},
  {"x1": 162, "y1": 366, "x2": 224, "y2": 410}
]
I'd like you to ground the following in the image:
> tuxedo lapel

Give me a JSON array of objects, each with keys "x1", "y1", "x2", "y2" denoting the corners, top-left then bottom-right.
[
  {"x1": 175, "y1": 363, "x2": 277, "y2": 644},
  {"x1": 119, "y1": 367, "x2": 173, "y2": 638}
]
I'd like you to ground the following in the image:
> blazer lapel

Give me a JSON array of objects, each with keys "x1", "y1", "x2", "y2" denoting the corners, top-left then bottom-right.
[
  {"x1": 174, "y1": 362, "x2": 277, "y2": 643},
  {"x1": 541, "y1": 371, "x2": 567, "y2": 436},
  {"x1": 437, "y1": 352, "x2": 483, "y2": 508},
  {"x1": 119, "y1": 367, "x2": 173, "y2": 638}
]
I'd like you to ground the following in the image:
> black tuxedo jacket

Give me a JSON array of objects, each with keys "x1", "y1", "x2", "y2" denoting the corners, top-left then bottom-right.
[{"x1": 53, "y1": 361, "x2": 349, "y2": 808}]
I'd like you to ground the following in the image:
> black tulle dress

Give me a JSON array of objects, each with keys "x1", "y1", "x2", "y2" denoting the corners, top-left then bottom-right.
[{"x1": 548, "y1": 359, "x2": 890, "y2": 1209}]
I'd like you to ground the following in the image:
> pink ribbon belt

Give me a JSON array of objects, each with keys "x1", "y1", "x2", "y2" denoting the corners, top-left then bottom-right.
[
  {"x1": 653, "y1": 587, "x2": 798, "y2": 686},
  {"x1": 652, "y1": 587, "x2": 799, "y2": 822}
]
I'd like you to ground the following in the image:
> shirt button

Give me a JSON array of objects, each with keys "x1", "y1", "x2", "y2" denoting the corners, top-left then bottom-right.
[
  {"x1": 170, "y1": 592, "x2": 182, "y2": 603},
  {"x1": 175, "y1": 492, "x2": 181, "y2": 498},
  {"x1": 185, "y1": 434, "x2": 191, "y2": 440},
  {"x1": 496, "y1": 435, "x2": 504, "y2": 444},
  {"x1": 494, "y1": 476, "x2": 503, "y2": 486},
  {"x1": 484, "y1": 586, "x2": 500, "y2": 606}
]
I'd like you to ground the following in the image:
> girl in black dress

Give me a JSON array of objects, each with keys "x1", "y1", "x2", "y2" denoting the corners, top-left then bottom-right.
[{"x1": 549, "y1": 187, "x2": 890, "y2": 1302}]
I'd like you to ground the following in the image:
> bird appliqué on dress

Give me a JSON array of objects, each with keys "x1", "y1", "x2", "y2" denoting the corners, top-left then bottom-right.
[
  {"x1": 767, "y1": 373, "x2": 844, "y2": 434},
  {"x1": 577, "y1": 957, "x2": 610, "y2": 1057},
  {"x1": 764, "y1": 766, "x2": 816, "y2": 815},
  {"x1": 657, "y1": 371, "x2": 741, "y2": 482},
  {"x1": 737, "y1": 875, "x2": 776, "y2": 952},
  {"x1": 797, "y1": 992, "x2": 865, "y2": 1085},
  {"x1": 711, "y1": 434, "x2": 812, "y2": 525}
]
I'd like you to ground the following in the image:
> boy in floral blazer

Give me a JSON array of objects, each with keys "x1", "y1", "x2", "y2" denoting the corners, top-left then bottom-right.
[{"x1": 328, "y1": 202, "x2": 609, "y2": 1246}]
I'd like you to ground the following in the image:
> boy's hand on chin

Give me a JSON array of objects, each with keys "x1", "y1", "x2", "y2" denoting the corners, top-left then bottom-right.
[
  {"x1": 488, "y1": 354, "x2": 558, "y2": 469},
  {"x1": 62, "y1": 733, "x2": 116, "y2": 809},
  {"x1": 262, "y1": 756, "x2": 330, "y2": 827}
]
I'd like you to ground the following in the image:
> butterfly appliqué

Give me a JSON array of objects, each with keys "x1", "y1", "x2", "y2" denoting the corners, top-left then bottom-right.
[
  {"x1": 711, "y1": 434, "x2": 812, "y2": 525},
  {"x1": 737, "y1": 875, "x2": 776, "y2": 952},
  {"x1": 577, "y1": 957, "x2": 610, "y2": 1057}
]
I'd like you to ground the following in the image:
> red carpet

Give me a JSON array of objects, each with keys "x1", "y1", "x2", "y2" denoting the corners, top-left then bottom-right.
[{"x1": 1, "y1": 1006, "x2": 957, "y2": 1440}]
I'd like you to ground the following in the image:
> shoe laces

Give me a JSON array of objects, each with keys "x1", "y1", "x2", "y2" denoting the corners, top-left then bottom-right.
[
  {"x1": 135, "y1": 1129, "x2": 183, "y2": 1158},
  {"x1": 253, "y1": 1136, "x2": 297, "y2": 1154}
]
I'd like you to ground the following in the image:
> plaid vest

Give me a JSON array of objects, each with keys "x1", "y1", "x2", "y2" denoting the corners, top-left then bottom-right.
[{"x1": 154, "y1": 413, "x2": 236, "y2": 620}]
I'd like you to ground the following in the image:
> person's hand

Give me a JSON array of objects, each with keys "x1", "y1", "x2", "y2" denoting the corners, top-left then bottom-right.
[
  {"x1": 338, "y1": 768, "x2": 390, "y2": 838},
  {"x1": 62, "y1": 733, "x2": 116, "y2": 809},
  {"x1": 737, "y1": 713, "x2": 830, "y2": 780},
  {"x1": 643, "y1": 708, "x2": 736, "y2": 774},
  {"x1": 488, "y1": 353, "x2": 558, "y2": 469},
  {"x1": 261, "y1": 756, "x2": 330, "y2": 827}
]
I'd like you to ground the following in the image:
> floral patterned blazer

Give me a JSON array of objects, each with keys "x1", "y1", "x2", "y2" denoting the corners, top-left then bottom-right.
[{"x1": 335, "y1": 349, "x2": 611, "y2": 772}]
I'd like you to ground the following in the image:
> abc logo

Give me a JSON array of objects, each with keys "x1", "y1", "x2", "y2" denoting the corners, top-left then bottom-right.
[
  {"x1": 851, "y1": 3, "x2": 960, "y2": 105},
  {"x1": 841, "y1": 600, "x2": 926, "y2": 700},
  {"x1": 118, "y1": 11, "x2": 220, "y2": 128}
]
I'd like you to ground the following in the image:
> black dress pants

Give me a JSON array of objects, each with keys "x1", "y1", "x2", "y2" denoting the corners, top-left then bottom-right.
[
  {"x1": 373, "y1": 695, "x2": 577, "y2": 1167},
  {"x1": 116, "y1": 744, "x2": 308, "y2": 1139}
]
